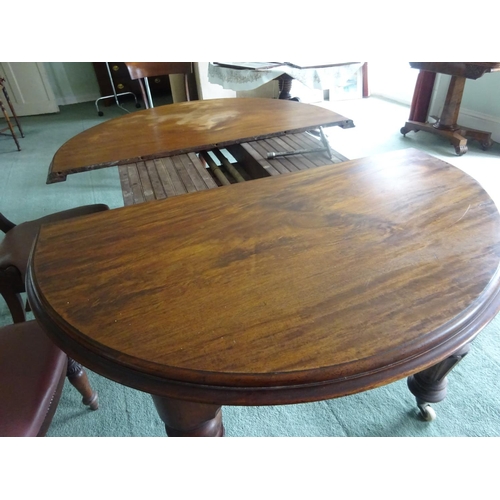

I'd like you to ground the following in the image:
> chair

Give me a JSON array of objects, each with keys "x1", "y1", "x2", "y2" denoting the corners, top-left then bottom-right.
[
  {"x1": 0, "y1": 205, "x2": 109, "y2": 421},
  {"x1": 0, "y1": 76, "x2": 24, "y2": 151},
  {"x1": 0, "y1": 320, "x2": 98, "y2": 436},
  {"x1": 124, "y1": 62, "x2": 193, "y2": 108}
]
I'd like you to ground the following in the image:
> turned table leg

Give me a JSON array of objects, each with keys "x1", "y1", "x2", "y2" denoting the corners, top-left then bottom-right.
[
  {"x1": 151, "y1": 395, "x2": 224, "y2": 437},
  {"x1": 278, "y1": 75, "x2": 300, "y2": 101},
  {"x1": 66, "y1": 358, "x2": 99, "y2": 410},
  {"x1": 407, "y1": 344, "x2": 471, "y2": 421}
]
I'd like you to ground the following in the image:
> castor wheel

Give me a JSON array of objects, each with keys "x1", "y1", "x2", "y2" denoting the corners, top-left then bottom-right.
[
  {"x1": 418, "y1": 402, "x2": 437, "y2": 422},
  {"x1": 135, "y1": 102, "x2": 141, "y2": 109},
  {"x1": 98, "y1": 111, "x2": 104, "y2": 117},
  {"x1": 400, "y1": 127, "x2": 408, "y2": 136},
  {"x1": 481, "y1": 139, "x2": 493, "y2": 151},
  {"x1": 454, "y1": 145, "x2": 468, "y2": 156}
]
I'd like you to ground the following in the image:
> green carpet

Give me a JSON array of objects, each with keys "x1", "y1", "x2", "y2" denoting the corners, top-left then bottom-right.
[{"x1": 1, "y1": 97, "x2": 500, "y2": 438}]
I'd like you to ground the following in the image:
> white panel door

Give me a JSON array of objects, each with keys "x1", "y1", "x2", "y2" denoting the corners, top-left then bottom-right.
[{"x1": 0, "y1": 62, "x2": 59, "y2": 116}]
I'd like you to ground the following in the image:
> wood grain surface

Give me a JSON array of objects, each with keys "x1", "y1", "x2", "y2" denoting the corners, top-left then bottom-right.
[
  {"x1": 47, "y1": 97, "x2": 354, "y2": 183},
  {"x1": 29, "y1": 149, "x2": 500, "y2": 405}
]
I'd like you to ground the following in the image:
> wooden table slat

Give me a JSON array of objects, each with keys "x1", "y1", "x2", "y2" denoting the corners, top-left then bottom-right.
[
  {"x1": 119, "y1": 132, "x2": 349, "y2": 206},
  {"x1": 179, "y1": 153, "x2": 213, "y2": 191},
  {"x1": 160, "y1": 156, "x2": 188, "y2": 196},
  {"x1": 145, "y1": 160, "x2": 167, "y2": 201},
  {"x1": 272, "y1": 135, "x2": 324, "y2": 169},
  {"x1": 187, "y1": 152, "x2": 218, "y2": 189},
  {"x1": 137, "y1": 161, "x2": 156, "y2": 202},
  {"x1": 154, "y1": 158, "x2": 180, "y2": 198},
  {"x1": 126, "y1": 164, "x2": 146, "y2": 205}
]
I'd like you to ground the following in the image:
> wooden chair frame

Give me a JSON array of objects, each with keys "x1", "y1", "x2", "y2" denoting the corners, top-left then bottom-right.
[
  {"x1": 124, "y1": 62, "x2": 193, "y2": 108},
  {"x1": 0, "y1": 77, "x2": 24, "y2": 151}
]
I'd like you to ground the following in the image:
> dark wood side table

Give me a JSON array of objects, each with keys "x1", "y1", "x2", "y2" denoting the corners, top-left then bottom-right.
[
  {"x1": 401, "y1": 62, "x2": 500, "y2": 155},
  {"x1": 27, "y1": 149, "x2": 500, "y2": 436}
]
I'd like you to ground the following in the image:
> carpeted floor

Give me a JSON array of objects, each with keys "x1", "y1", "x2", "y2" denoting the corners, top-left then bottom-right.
[{"x1": 1, "y1": 95, "x2": 500, "y2": 438}]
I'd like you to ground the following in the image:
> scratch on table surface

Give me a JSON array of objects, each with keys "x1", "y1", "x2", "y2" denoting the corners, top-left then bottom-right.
[{"x1": 456, "y1": 204, "x2": 471, "y2": 224}]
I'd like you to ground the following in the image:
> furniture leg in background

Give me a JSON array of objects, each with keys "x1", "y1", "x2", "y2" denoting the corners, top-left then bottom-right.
[
  {"x1": 94, "y1": 63, "x2": 141, "y2": 116},
  {"x1": 401, "y1": 62, "x2": 500, "y2": 155},
  {"x1": 0, "y1": 77, "x2": 24, "y2": 151}
]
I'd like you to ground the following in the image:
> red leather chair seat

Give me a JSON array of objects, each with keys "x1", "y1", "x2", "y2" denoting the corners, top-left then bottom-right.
[{"x1": 0, "y1": 321, "x2": 67, "y2": 437}]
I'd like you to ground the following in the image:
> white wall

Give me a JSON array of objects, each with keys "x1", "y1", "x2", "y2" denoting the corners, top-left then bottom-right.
[
  {"x1": 368, "y1": 62, "x2": 418, "y2": 105},
  {"x1": 44, "y1": 62, "x2": 101, "y2": 105}
]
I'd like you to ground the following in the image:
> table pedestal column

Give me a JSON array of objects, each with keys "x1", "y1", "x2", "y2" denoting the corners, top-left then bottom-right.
[
  {"x1": 278, "y1": 75, "x2": 300, "y2": 101},
  {"x1": 151, "y1": 395, "x2": 224, "y2": 437}
]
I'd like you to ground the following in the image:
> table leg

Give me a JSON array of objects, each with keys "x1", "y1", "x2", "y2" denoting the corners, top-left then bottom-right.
[
  {"x1": 407, "y1": 343, "x2": 471, "y2": 421},
  {"x1": 278, "y1": 75, "x2": 300, "y2": 101},
  {"x1": 151, "y1": 395, "x2": 225, "y2": 437},
  {"x1": 434, "y1": 75, "x2": 465, "y2": 130},
  {"x1": 400, "y1": 74, "x2": 493, "y2": 155},
  {"x1": 66, "y1": 358, "x2": 99, "y2": 410}
]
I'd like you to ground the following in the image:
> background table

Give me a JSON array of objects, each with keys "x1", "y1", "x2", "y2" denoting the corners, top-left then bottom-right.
[
  {"x1": 209, "y1": 62, "x2": 367, "y2": 100},
  {"x1": 401, "y1": 62, "x2": 500, "y2": 155},
  {"x1": 28, "y1": 148, "x2": 500, "y2": 436}
]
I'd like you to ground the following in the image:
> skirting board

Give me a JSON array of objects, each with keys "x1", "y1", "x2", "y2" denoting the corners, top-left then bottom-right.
[
  {"x1": 456, "y1": 107, "x2": 500, "y2": 144},
  {"x1": 430, "y1": 107, "x2": 500, "y2": 145},
  {"x1": 56, "y1": 93, "x2": 101, "y2": 106}
]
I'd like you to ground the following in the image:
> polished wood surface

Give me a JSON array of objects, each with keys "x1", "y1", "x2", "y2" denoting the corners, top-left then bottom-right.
[
  {"x1": 47, "y1": 98, "x2": 354, "y2": 183},
  {"x1": 29, "y1": 148, "x2": 500, "y2": 408}
]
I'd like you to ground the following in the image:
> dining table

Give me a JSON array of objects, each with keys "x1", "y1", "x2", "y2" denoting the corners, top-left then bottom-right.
[
  {"x1": 46, "y1": 97, "x2": 354, "y2": 184},
  {"x1": 27, "y1": 148, "x2": 500, "y2": 436}
]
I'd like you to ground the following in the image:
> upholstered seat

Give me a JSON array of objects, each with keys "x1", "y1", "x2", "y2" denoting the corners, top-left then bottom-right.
[{"x1": 0, "y1": 320, "x2": 68, "y2": 436}]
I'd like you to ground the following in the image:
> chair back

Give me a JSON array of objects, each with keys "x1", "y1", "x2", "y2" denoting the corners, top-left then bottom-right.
[
  {"x1": 124, "y1": 62, "x2": 193, "y2": 107},
  {"x1": 125, "y1": 62, "x2": 192, "y2": 80}
]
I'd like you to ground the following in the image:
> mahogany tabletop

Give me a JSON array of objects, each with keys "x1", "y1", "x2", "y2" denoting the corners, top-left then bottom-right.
[
  {"x1": 27, "y1": 148, "x2": 500, "y2": 434},
  {"x1": 47, "y1": 97, "x2": 354, "y2": 183}
]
